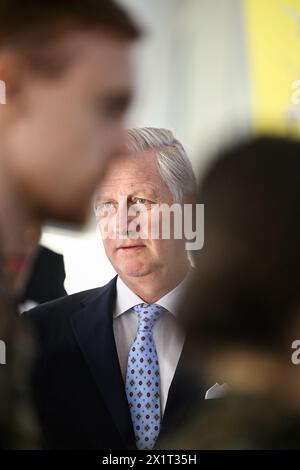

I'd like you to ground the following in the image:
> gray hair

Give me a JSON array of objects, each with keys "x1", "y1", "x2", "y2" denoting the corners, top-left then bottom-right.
[{"x1": 127, "y1": 127, "x2": 197, "y2": 203}]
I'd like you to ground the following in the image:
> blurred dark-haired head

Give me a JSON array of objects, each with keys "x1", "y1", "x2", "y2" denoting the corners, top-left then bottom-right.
[
  {"x1": 0, "y1": 0, "x2": 141, "y2": 226},
  {"x1": 184, "y1": 136, "x2": 300, "y2": 362}
]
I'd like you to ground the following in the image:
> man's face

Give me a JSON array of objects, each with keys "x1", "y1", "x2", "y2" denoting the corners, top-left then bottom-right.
[
  {"x1": 4, "y1": 32, "x2": 133, "y2": 225},
  {"x1": 95, "y1": 150, "x2": 188, "y2": 280}
]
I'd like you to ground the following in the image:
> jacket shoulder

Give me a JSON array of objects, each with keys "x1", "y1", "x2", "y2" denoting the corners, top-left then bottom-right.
[{"x1": 23, "y1": 277, "x2": 116, "y2": 326}]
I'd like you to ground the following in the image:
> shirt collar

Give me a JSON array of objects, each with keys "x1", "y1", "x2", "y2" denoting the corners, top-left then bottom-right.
[{"x1": 114, "y1": 268, "x2": 194, "y2": 319}]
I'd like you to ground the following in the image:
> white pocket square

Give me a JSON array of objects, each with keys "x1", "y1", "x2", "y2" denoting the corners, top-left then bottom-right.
[{"x1": 205, "y1": 382, "x2": 228, "y2": 399}]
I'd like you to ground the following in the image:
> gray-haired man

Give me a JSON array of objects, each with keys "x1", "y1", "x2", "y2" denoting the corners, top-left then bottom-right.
[{"x1": 26, "y1": 128, "x2": 207, "y2": 450}]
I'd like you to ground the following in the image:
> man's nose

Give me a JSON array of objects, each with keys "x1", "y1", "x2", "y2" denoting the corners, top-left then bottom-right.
[
  {"x1": 115, "y1": 202, "x2": 140, "y2": 238},
  {"x1": 114, "y1": 198, "x2": 127, "y2": 237}
]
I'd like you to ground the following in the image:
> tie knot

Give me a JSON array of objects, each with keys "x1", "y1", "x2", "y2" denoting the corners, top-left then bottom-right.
[{"x1": 132, "y1": 303, "x2": 163, "y2": 332}]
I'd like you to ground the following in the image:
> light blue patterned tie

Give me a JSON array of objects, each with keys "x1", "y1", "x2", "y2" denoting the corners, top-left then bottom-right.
[{"x1": 125, "y1": 303, "x2": 163, "y2": 450}]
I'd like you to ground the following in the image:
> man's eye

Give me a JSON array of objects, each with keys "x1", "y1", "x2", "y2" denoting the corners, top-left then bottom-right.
[
  {"x1": 131, "y1": 198, "x2": 157, "y2": 210},
  {"x1": 99, "y1": 93, "x2": 131, "y2": 121},
  {"x1": 103, "y1": 202, "x2": 113, "y2": 209},
  {"x1": 97, "y1": 202, "x2": 114, "y2": 216},
  {"x1": 132, "y1": 197, "x2": 153, "y2": 205}
]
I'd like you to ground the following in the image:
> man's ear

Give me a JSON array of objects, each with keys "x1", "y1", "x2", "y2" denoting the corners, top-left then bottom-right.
[
  {"x1": 0, "y1": 52, "x2": 30, "y2": 107},
  {"x1": 183, "y1": 194, "x2": 197, "y2": 205},
  {"x1": 0, "y1": 51, "x2": 29, "y2": 124},
  {"x1": 182, "y1": 194, "x2": 202, "y2": 253}
]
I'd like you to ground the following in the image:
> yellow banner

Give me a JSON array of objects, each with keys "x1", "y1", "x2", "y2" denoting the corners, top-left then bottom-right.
[{"x1": 244, "y1": 0, "x2": 300, "y2": 136}]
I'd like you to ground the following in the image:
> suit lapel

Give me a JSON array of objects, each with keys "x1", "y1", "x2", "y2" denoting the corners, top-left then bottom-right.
[
  {"x1": 70, "y1": 276, "x2": 136, "y2": 449},
  {"x1": 156, "y1": 339, "x2": 208, "y2": 446}
]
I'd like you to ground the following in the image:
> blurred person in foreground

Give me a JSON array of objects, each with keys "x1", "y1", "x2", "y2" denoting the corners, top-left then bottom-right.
[
  {"x1": 163, "y1": 136, "x2": 300, "y2": 450},
  {"x1": 0, "y1": 0, "x2": 140, "y2": 448},
  {"x1": 25, "y1": 128, "x2": 212, "y2": 450}
]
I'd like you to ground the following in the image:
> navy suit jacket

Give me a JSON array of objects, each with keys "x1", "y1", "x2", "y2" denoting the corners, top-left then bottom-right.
[
  {"x1": 25, "y1": 276, "x2": 207, "y2": 449},
  {"x1": 22, "y1": 245, "x2": 66, "y2": 305}
]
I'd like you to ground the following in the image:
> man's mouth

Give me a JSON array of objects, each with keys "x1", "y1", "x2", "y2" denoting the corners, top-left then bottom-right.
[{"x1": 117, "y1": 244, "x2": 145, "y2": 251}]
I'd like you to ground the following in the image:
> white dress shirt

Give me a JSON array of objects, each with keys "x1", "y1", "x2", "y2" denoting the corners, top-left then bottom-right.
[{"x1": 113, "y1": 270, "x2": 193, "y2": 416}]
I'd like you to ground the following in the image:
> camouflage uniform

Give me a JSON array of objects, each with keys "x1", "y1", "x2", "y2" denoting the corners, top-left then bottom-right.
[
  {"x1": 161, "y1": 392, "x2": 300, "y2": 450},
  {"x1": 0, "y1": 248, "x2": 40, "y2": 449}
]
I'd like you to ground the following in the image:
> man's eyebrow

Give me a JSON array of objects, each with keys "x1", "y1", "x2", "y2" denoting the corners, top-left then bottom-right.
[
  {"x1": 102, "y1": 89, "x2": 133, "y2": 113},
  {"x1": 95, "y1": 194, "x2": 116, "y2": 202},
  {"x1": 95, "y1": 189, "x2": 158, "y2": 202},
  {"x1": 130, "y1": 188, "x2": 158, "y2": 198},
  {"x1": 96, "y1": 182, "x2": 159, "y2": 198}
]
